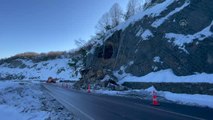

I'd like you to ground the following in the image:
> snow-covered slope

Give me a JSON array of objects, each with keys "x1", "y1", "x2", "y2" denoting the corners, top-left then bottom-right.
[
  {"x1": 0, "y1": 81, "x2": 76, "y2": 119},
  {"x1": 0, "y1": 58, "x2": 82, "y2": 80}
]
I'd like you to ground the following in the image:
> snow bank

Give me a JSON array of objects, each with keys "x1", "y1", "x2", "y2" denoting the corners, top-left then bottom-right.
[
  {"x1": 94, "y1": 89, "x2": 120, "y2": 96},
  {"x1": 162, "y1": 91, "x2": 213, "y2": 108},
  {"x1": 145, "y1": 86, "x2": 157, "y2": 92},
  {"x1": 118, "y1": 69, "x2": 213, "y2": 84}
]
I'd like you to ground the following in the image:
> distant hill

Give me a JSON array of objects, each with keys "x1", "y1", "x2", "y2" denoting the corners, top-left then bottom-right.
[{"x1": 0, "y1": 51, "x2": 84, "y2": 81}]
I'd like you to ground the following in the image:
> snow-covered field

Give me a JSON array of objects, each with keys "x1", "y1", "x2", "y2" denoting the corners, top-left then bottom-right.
[{"x1": 0, "y1": 80, "x2": 76, "y2": 120}]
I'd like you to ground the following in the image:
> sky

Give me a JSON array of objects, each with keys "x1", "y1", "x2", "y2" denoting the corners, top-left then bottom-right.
[{"x1": 0, "y1": 0, "x2": 128, "y2": 59}]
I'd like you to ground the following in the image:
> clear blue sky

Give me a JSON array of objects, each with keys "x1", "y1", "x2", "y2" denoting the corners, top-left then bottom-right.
[{"x1": 0, "y1": 0, "x2": 128, "y2": 59}]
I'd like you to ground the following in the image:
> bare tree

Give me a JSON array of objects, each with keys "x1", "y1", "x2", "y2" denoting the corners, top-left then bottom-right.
[
  {"x1": 74, "y1": 38, "x2": 86, "y2": 48},
  {"x1": 96, "y1": 12, "x2": 112, "y2": 35},
  {"x1": 109, "y1": 3, "x2": 123, "y2": 27},
  {"x1": 143, "y1": 0, "x2": 153, "y2": 10},
  {"x1": 125, "y1": 0, "x2": 143, "y2": 20}
]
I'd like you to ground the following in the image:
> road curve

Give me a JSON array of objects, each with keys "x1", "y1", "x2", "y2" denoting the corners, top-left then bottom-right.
[{"x1": 43, "y1": 84, "x2": 213, "y2": 120}]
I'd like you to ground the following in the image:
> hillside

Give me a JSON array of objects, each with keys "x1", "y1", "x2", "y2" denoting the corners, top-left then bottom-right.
[
  {"x1": 76, "y1": 0, "x2": 213, "y2": 88},
  {"x1": 0, "y1": 52, "x2": 84, "y2": 81}
]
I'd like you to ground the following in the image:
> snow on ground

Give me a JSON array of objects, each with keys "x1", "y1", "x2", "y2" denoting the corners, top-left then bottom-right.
[
  {"x1": 94, "y1": 89, "x2": 122, "y2": 96},
  {"x1": 0, "y1": 81, "x2": 48, "y2": 120},
  {"x1": 117, "y1": 69, "x2": 213, "y2": 84},
  {"x1": 0, "y1": 58, "x2": 81, "y2": 81},
  {"x1": 144, "y1": 86, "x2": 157, "y2": 92},
  {"x1": 0, "y1": 81, "x2": 76, "y2": 120},
  {"x1": 165, "y1": 21, "x2": 213, "y2": 52},
  {"x1": 93, "y1": 89, "x2": 152, "y2": 100},
  {"x1": 151, "y1": 1, "x2": 190, "y2": 28},
  {"x1": 0, "y1": 80, "x2": 19, "y2": 90},
  {"x1": 161, "y1": 91, "x2": 213, "y2": 108},
  {"x1": 144, "y1": 86, "x2": 213, "y2": 108},
  {"x1": 0, "y1": 105, "x2": 27, "y2": 120},
  {"x1": 141, "y1": 29, "x2": 154, "y2": 40}
]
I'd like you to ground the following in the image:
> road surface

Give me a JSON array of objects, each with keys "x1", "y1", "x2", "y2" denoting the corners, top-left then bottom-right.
[{"x1": 43, "y1": 84, "x2": 213, "y2": 120}]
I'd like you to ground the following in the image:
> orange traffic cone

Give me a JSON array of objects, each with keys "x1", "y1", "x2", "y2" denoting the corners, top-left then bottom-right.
[
  {"x1": 88, "y1": 84, "x2": 91, "y2": 93},
  {"x1": 152, "y1": 91, "x2": 159, "y2": 106}
]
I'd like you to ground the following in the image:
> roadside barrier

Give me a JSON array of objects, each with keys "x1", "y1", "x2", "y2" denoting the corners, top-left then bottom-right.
[
  {"x1": 88, "y1": 84, "x2": 91, "y2": 93},
  {"x1": 152, "y1": 90, "x2": 159, "y2": 106}
]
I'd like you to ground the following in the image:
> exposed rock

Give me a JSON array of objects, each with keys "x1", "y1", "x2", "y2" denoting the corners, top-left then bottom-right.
[{"x1": 77, "y1": 0, "x2": 213, "y2": 87}]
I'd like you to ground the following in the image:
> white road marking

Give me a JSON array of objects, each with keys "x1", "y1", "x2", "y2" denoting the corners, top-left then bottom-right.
[
  {"x1": 134, "y1": 96, "x2": 205, "y2": 120},
  {"x1": 44, "y1": 85, "x2": 95, "y2": 120}
]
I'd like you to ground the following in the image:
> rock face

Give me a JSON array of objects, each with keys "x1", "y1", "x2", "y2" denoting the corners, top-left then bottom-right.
[{"x1": 77, "y1": 0, "x2": 213, "y2": 87}]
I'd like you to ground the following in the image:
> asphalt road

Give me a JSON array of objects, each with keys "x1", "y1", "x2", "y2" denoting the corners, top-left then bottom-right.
[{"x1": 43, "y1": 84, "x2": 213, "y2": 120}]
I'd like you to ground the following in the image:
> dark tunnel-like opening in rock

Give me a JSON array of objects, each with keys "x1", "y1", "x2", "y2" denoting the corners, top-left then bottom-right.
[{"x1": 104, "y1": 44, "x2": 113, "y2": 59}]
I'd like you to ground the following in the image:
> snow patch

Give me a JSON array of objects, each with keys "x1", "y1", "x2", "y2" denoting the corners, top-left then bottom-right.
[
  {"x1": 153, "y1": 56, "x2": 162, "y2": 63},
  {"x1": 136, "y1": 28, "x2": 143, "y2": 37},
  {"x1": 129, "y1": 61, "x2": 134, "y2": 66},
  {"x1": 165, "y1": 21, "x2": 213, "y2": 52},
  {"x1": 145, "y1": 86, "x2": 157, "y2": 92},
  {"x1": 141, "y1": 29, "x2": 154, "y2": 40},
  {"x1": 101, "y1": 75, "x2": 111, "y2": 82},
  {"x1": 152, "y1": 66, "x2": 158, "y2": 71},
  {"x1": 94, "y1": 89, "x2": 120, "y2": 96},
  {"x1": 152, "y1": 1, "x2": 190, "y2": 28}
]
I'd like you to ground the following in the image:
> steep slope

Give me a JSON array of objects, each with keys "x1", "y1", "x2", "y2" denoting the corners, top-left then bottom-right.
[{"x1": 77, "y1": 0, "x2": 213, "y2": 87}]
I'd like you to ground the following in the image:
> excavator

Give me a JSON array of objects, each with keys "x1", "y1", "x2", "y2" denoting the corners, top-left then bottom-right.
[{"x1": 46, "y1": 77, "x2": 57, "y2": 83}]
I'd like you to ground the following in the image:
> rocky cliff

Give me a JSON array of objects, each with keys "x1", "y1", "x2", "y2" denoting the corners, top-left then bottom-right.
[{"x1": 76, "y1": 0, "x2": 213, "y2": 88}]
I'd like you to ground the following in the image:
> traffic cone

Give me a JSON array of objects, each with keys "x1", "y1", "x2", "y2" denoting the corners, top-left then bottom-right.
[
  {"x1": 88, "y1": 84, "x2": 91, "y2": 93},
  {"x1": 152, "y1": 91, "x2": 159, "y2": 106}
]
